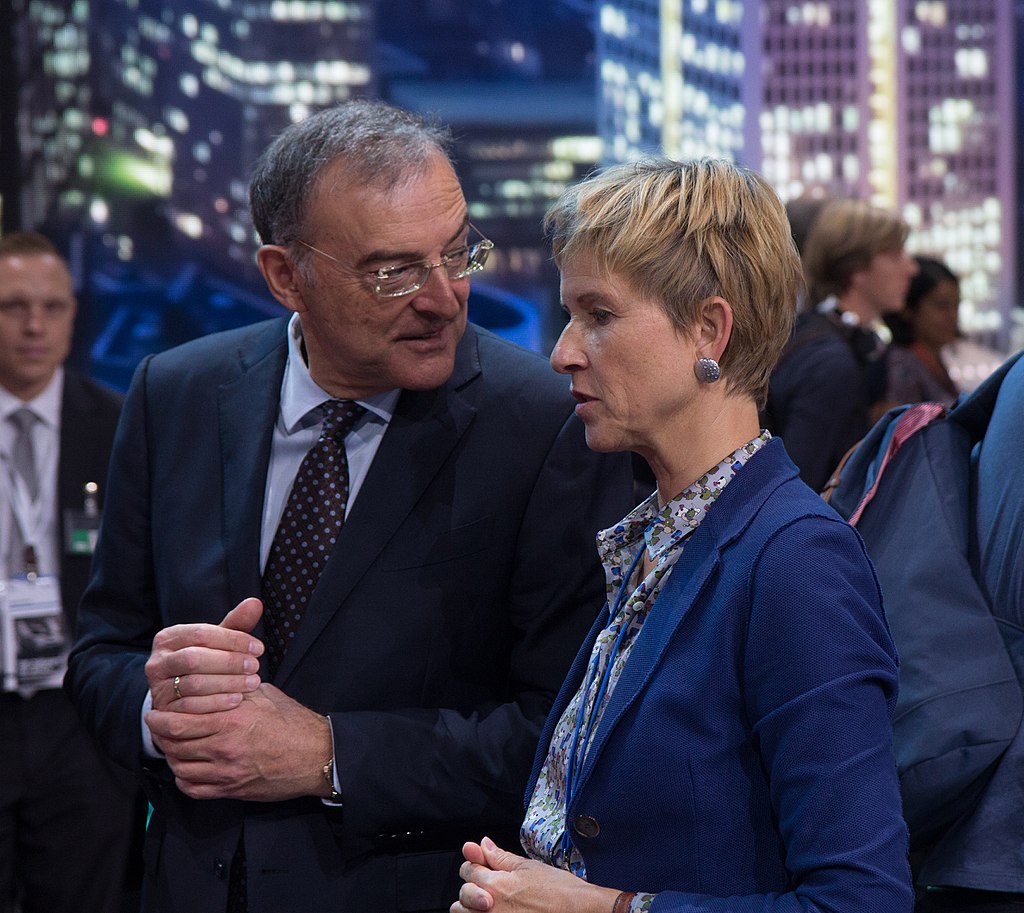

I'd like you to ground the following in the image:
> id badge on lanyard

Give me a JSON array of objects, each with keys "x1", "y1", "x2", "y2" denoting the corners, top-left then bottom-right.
[
  {"x1": 0, "y1": 576, "x2": 66, "y2": 696},
  {"x1": 0, "y1": 454, "x2": 69, "y2": 696}
]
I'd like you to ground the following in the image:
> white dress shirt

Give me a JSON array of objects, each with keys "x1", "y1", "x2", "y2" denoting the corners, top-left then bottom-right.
[{"x1": 258, "y1": 313, "x2": 398, "y2": 570}]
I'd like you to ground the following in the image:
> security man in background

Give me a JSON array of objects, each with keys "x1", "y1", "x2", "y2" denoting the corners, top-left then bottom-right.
[{"x1": 0, "y1": 231, "x2": 132, "y2": 913}]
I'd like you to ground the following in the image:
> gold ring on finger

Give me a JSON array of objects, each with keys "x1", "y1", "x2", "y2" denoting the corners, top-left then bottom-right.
[{"x1": 173, "y1": 675, "x2": 183, "y2": 700}]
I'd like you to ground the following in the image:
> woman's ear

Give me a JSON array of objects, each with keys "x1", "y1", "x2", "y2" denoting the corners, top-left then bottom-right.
[
  {"x1": 256, "y1": 245, "x2": 308, "y2": 314},
  {"x1": 694, "y1": 295, "x2": 734, "y2": 362}
]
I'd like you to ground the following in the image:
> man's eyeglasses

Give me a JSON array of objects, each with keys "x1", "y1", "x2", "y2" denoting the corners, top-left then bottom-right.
[{"x1": 294, "y1": 225, "x2": 495, "y2": 299}]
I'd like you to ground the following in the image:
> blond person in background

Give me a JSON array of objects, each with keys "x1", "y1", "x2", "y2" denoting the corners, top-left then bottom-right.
[{"x1": 764, "y1": 198, "x2": 918, "y2": 492}]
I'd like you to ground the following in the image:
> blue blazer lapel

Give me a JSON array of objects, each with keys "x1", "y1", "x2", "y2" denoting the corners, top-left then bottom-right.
[
  {"x1": 540, "y1": 440, "x2": 797, "y2": 810},
  {"x1": 522, "y1": 523, "x2": 722, "y2": 808},
  {"x1": 569, "y1": 536, "x2": 722, "y2": 806},
  {"x1": 274, "y1": 329, "x2": 481, "y2": 685},
  {"x1": 217, "y1": 319, "x2": 289, "y2": 607}
]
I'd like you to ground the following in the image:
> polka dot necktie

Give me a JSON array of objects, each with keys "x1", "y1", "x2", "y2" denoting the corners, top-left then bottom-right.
[{"x1": 260, "y1": 399, "x2": 366, "y2": 677}]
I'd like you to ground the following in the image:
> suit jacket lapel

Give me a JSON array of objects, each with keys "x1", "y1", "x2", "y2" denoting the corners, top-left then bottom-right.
[
  {"x1": 522, "y1": 514, "x2": 723, "y2": 808},
  {"x1": 57, "y1": 371, "x2": 111, "y2": 619},
  {"x1": 274, "y1": 328, "x2": 482, "y2": 685},
  {"x1": 57, "y1": 371, "x2": 100, "y2": 514},
  {"x1": 218, "y1": 320, "x2": 289, "y2": 606}
]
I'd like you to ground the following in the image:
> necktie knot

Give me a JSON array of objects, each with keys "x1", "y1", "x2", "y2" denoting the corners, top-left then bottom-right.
[
  {"x1": 7, "y1": 407, "x2": 37, "y2": 435},
  {"x1": 319, "y1": 400, "x2": 365, "y2": 443}
]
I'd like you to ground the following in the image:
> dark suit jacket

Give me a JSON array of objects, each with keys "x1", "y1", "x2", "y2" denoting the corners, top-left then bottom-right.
[
  {"x1": 57, "y1": 369, "x2": 123, "y2": 625},
  {"x1": 527, "y1": 440, "x2": 913, "y2": 912},
  {"x1": 66, "y1": 318, "x2": 633, "y2": 913}
]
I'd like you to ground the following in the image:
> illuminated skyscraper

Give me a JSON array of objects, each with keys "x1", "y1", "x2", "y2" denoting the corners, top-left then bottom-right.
[
  {"x1": 1017, "y1": 0, "x2": 1024, "y2": 344},
  {"x1": 7, "y1": 0, "x2": 374, "y2": 279},
  {"x1": 759, "y1": 2, "x2": 876, "y2": 200},
  {"x1": 9, "y1": 0, "x2": 93, "y2": 228},
  {"x1": 390, "y1": 80, "x2": 602, "y2": 348},
  {"x1": 895, "y1": 1, "x2": 1015, "y2": 343},
  {"x1": 597, "y1": 0, "x2": 749, "y2": 164},
  {"x1": 597, "y1": 0, "x2": 1017, "y2": 347}
]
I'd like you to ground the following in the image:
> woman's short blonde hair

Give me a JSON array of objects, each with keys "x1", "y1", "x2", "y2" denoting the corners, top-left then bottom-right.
[
  {"x1": 801, "y1": 198, "x2": 910, "y2": 308},
  {"x1": 545, "y1": 158, "x2": 802, "y2": 406}
]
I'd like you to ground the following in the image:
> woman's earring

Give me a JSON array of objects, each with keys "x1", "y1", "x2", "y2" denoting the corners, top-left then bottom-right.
[{"x1": 694, "y1": 357, "x2": 721, "y2": 384}]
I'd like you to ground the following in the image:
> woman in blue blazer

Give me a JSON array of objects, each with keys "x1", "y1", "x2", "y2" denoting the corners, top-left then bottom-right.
[{"x1": 454, "y1": 159, "x2": 913, "y2": 913}]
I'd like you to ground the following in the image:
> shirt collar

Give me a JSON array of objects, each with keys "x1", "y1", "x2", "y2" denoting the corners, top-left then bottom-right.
[
  {"x1": 0, "y1": 368, "x2": 64, "y2": 430},
  {"x1": 281, "y1": 313, "x2": 399, "y2": 432}
]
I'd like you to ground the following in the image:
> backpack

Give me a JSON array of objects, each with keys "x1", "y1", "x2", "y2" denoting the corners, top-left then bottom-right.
[{"x1": 824, "y1": 350, "x2": 1024, "y2": 847}]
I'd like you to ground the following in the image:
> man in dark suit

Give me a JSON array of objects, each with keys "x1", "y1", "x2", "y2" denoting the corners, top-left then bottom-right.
[
  {"x1": 66, "y1": 100, "x2": 633, "y2": 912},
  {"x1": 0, "y1": 231, "x2": 131, "y2": 913}
]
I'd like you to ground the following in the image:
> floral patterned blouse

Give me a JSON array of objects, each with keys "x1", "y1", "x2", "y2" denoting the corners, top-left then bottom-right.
[{"x1": 520, "y1": 432, "x2": 771, "y2": 912}]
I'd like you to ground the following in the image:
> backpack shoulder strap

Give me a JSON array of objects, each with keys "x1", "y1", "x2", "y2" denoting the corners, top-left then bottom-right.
[
  {"x1": 824, "y1": 402, "x2": 944, "y2": 520},
  {"x1": 848, "y1": 402, "x2": 947, "y2": 524}
]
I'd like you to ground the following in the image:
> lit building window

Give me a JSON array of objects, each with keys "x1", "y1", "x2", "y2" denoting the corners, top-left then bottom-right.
[
  {"x1": 915, "y1": 1, "x2": 948, "y2": 28},
  {"x1": 175, "y1": 213, "x2": 204, "y2": 239},
  {"x1": 902, "y1": 26, "x2": 921, "y2": 54},
  {"x1": 600, "y1": 5, "x2": 631, "y2": 40},
  {"x1": 954, "y1": 48, "x2": 988, "y2": 79}
]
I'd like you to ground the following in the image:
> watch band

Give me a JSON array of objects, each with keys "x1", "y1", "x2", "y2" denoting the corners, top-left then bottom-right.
[{"x1": 322, "y1": 757, "x2": 341, "y2": 803}]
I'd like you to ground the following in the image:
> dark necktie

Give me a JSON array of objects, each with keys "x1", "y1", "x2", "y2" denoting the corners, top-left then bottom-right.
[
  {"x1": 227, "y1": 401, "x2": 365, "y2": 913},
  {"x1": 260, "y1": 398, "x2": 366, "y2": 676}
]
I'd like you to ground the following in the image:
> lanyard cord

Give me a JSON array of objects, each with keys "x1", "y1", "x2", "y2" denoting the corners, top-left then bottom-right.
[{"x1": 560, "y1": 543, "x2": 646, "y2": 860}]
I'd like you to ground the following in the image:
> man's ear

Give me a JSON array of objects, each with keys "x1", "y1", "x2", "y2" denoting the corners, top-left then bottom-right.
[
  {"x1": 256, "y1": 245, "x2": 307, "y2": 314},
  {"x1": 693, "y1": 295, "x2": 734, "y2": 362}
]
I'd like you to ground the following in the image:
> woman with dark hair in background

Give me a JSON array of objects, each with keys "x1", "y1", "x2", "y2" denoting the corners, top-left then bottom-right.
[{"x1": 884, "y1": 256, "x2": 960, "y2": 407}]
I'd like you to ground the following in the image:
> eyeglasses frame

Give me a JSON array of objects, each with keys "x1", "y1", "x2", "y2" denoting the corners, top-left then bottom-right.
[{"x1": 292, "y1": 223, "x2": 494, "y2": 299}]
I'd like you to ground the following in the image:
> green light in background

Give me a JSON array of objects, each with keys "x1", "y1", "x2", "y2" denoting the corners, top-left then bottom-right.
[{"x1": 96, "y1": 149, "x2": 172, "y2": 197}]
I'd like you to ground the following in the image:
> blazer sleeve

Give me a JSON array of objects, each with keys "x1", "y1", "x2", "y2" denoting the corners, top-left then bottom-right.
[
  {"x1": 327, "y1": 411, "x2": 634, "y2": 847},
  {"x1": 649, "y1": 515, "x2": 912, "y2": 913}
]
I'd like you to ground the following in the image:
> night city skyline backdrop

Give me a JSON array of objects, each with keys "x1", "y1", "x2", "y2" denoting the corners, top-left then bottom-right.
[{"x1": 1, "y1": 0, "x2": 1022, "y2": 389}]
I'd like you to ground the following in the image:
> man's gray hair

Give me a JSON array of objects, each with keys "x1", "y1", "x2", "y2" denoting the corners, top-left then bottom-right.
[{"x1": 249, "y1": 99, "x2": 454, "y2": 248}]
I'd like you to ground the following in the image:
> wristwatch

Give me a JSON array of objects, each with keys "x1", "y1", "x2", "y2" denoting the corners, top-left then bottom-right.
[{"x1": 322, "y1": 757, "x2": 342, "y2": 804}]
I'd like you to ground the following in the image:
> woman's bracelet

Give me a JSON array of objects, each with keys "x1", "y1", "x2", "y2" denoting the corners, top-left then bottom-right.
[{"x1": 612, "y1": 891, "x2": 636, "y2": 913}]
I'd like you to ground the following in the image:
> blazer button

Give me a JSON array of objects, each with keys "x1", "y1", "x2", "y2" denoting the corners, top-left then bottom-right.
[
  {"x1": 573, "y1": 815, "x2": 600, "y2": 839},
  {"x1": 214, "y1": 858, "x2": 226, "y2": 879}
]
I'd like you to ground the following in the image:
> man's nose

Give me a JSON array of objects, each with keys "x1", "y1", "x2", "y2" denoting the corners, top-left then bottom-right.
[{"x1": 412, "y1": 266, "x2": 463, "y2": 317}]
